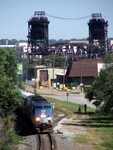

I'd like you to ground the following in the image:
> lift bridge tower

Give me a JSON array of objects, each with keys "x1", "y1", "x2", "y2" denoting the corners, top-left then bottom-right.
[
  {"x1": 88, "y1": 13, "x2": 108, "y2": 51},
  {"x1": 27, "y1": 11, "x2": 50, "y2": 55}
]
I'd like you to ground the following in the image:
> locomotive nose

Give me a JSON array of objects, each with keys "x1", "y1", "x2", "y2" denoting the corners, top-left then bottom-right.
[{"x1": 41, "y1": 113, "x2": 46, "y2": 118}]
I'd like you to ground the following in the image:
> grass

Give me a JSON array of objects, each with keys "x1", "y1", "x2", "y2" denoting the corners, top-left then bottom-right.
[
  {"x1": 87, "y1": 127, "x2": 113, "y2": 150},
  {"x1": 74, "y1": 135, "x2": 88, "y2": 143},
  {"x1": 47, "y1": 97, "x2": 113, "y2": 150},
  {"x1": 74, "y1": 115, "x2": 113, "y2": 150},
  {"x1": 47, "y1": 97, "x2": 95, "y2": 116},
  {"x1": 9, "y1": 132, "x2": 22, "y2": 144},
  {"x1": 1, "y1": 132, "x2": 22, "y2": 150}
]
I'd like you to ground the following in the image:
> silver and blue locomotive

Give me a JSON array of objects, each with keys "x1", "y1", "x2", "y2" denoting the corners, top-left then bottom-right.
[{"x1": 20, "y1": 90, "x2": 54, "y2": 131}]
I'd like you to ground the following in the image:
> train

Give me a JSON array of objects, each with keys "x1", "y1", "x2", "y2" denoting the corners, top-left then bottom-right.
[{"x1": 19, "y1": 90, "x2": 54, "y2": 131}]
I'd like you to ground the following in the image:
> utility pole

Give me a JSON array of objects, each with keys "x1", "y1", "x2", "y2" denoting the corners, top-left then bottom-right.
[
  {"x1": 33, "y1": 57, "x2": 38, "y2": 94},
  {"x1": 50, "y1": 53, "x2": 56, "y2": 94},
  {"x1": 80, "y1": 59, "x2": 83, "y2": 84},
  {"x1": 63, "y1": 53, "x2": 67, "y2": 90},
  {"x1": 52, "y1": 53, "x2": 55, "y2": 87},
  {"x1": 45, "y1": 52, "x2": 56, "y2": 94},
  {"x1": 80, "y1": 59, "x2": 84, "y2": 93}
]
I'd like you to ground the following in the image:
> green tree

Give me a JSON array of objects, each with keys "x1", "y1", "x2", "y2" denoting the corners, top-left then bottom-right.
[
  {"x1": 4, "y1": 49, "x2": 18, "y2": 83},
  {"x1": 86, "y1": 53, "x2": 113, "y2": 113},
  {"x1": 0, "y1": 48, "x2": 22, "y2": 149},
  {"x1": 102, "y1": 53, "x2": 113, "y2": 68},
  {"x1": 0, "y1": 48, "x2": 21, "y2": 117},
  {"x1": 43, "y1": 54, "x2": 65, "y2": 68}
]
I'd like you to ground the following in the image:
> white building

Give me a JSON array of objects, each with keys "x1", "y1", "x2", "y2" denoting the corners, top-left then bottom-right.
[{"x1": 17, "y1": 42, "x2": 28, "y2": 53}]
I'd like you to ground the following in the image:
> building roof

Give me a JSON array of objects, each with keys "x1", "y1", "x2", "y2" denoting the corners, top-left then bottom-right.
[
  {"x1": 66, "y1": 59, "x2": 103, "y2": 77},
  {"x1": 0, "y1": 45, "x2": 15, "y2": 48}
]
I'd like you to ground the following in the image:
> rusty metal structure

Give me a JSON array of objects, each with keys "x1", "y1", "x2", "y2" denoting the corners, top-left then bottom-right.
[
  {"x1": 26, "y1": 12, "x2": 109, "y2": 60},
  {"x1": 88, "y1": 13, "x2": 108, "y2": 50},
  {"x1": 26, "y1": 12, "x2": 110, "y2": 70},
  {"x1": 47, "y1": 13, "x2": 109, "y2": 63},
  {"x1": 27, "y1": 11, "x2": 49, "y2": 55}
]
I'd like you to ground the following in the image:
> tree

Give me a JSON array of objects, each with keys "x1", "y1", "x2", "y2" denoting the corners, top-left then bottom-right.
[
  {"x1": 102, "y1": 53, "x2": 113, "y2": 68},
  {"x1": 86, "y1": 53, "x2": 113, "y2": 113},
  {"x1": 4, "y1": 49, "x2": 18, "y2": 83},
  {"x1": 43, "y1": 54, "x2": 65, "y2": 68},
  {"x1": 0, "y1": 48, "x2": 21, "y2": 117}
]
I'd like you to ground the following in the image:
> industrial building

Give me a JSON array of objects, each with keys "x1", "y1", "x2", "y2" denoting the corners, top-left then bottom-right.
[{"x1": 66, "y1": 59, "x2": 104, "y2": 86}]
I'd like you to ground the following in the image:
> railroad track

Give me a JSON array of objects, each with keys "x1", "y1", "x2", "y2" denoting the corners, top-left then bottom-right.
[
  {"x1": 35, "y1": 114, "x2": 67, "y2": 150},
  {"x1": 36, "y1": 132, "x2": 56, "y2": 150},
  {"x1": 16, "y1": 112, "x2": 72, "y2": 150}
]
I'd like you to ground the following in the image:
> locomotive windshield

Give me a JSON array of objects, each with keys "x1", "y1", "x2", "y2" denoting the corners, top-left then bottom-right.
[
  {"x1": 44, "y1": 106, "x2": 51, "y2": 109},
  {"x1": 35, "y1": 106, "x2": 43, "y2": 109},
  {"x1": 35, "y1": 105, "x2": 53, "y2": 116}
]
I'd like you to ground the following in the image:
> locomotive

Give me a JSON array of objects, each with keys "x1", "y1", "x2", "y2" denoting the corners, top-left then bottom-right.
[{"x1": 20, "y1": 90, "x2": 54, "y2": 131}]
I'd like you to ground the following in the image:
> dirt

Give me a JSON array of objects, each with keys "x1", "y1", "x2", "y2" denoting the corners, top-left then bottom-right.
[{"x1": 53, "y1": 114, "x2": 95, "y2": 150}]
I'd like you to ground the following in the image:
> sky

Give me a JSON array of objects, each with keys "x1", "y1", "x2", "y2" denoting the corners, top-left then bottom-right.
[{"x1": 0, "y1": 0, "x2": 113, "y2": 40}]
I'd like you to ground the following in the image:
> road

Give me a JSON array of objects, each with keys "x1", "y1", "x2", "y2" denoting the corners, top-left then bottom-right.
[
  {"x1": 25, "y1": 84, "x2": 96, "y2": 109},
  {"x1": 42, "y1": 93, "x2": 95, "y2": 108}
]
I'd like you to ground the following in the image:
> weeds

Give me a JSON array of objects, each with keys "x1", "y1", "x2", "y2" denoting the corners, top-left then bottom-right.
[
  {"x1": 0, "y1": 115, "x2": 22, "y2": 150},
  {"x1": 74, "y1": 135, "x2": 88, "y2": 143}
]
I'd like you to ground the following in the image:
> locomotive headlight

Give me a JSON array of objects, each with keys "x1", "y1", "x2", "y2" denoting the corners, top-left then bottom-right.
[
  {"x1": 40, "y1": 114, "x2": 46, "y2": 118},
  {"x1": 36, "y1": 117, "x2": 40, "y2": 121}
]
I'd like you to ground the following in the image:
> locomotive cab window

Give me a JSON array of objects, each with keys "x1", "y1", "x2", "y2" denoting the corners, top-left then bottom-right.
[
  {"x1": 44, "y1": 106, "x2": 51, "y2": 109},
  {"x1": 44, "y1": 105, "x2": 53, "y2": 115},
  {"x1": 35, "y1": 106, "x2": 43, "y2": 109}
]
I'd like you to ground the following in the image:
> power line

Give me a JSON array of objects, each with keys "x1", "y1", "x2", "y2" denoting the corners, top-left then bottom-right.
[{"x1": 46, "y1": 13, "x2": 91, "y2": 20}]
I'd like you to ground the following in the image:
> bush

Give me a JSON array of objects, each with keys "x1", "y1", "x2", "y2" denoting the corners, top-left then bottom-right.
[{"x1": 0, "y1": 115, "x2": 21, "y2": 150}]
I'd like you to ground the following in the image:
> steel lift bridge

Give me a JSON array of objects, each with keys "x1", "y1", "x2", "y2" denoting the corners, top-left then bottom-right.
[
  {"x1": 27, "y1": 11, "x2": 50, "y2": 56},
  {"x1": 48, "y1": 13, "x2": 109, "y2": 64},
  {"x1": 26, "y1": 12, "x2": 109, "y2": 64}
]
